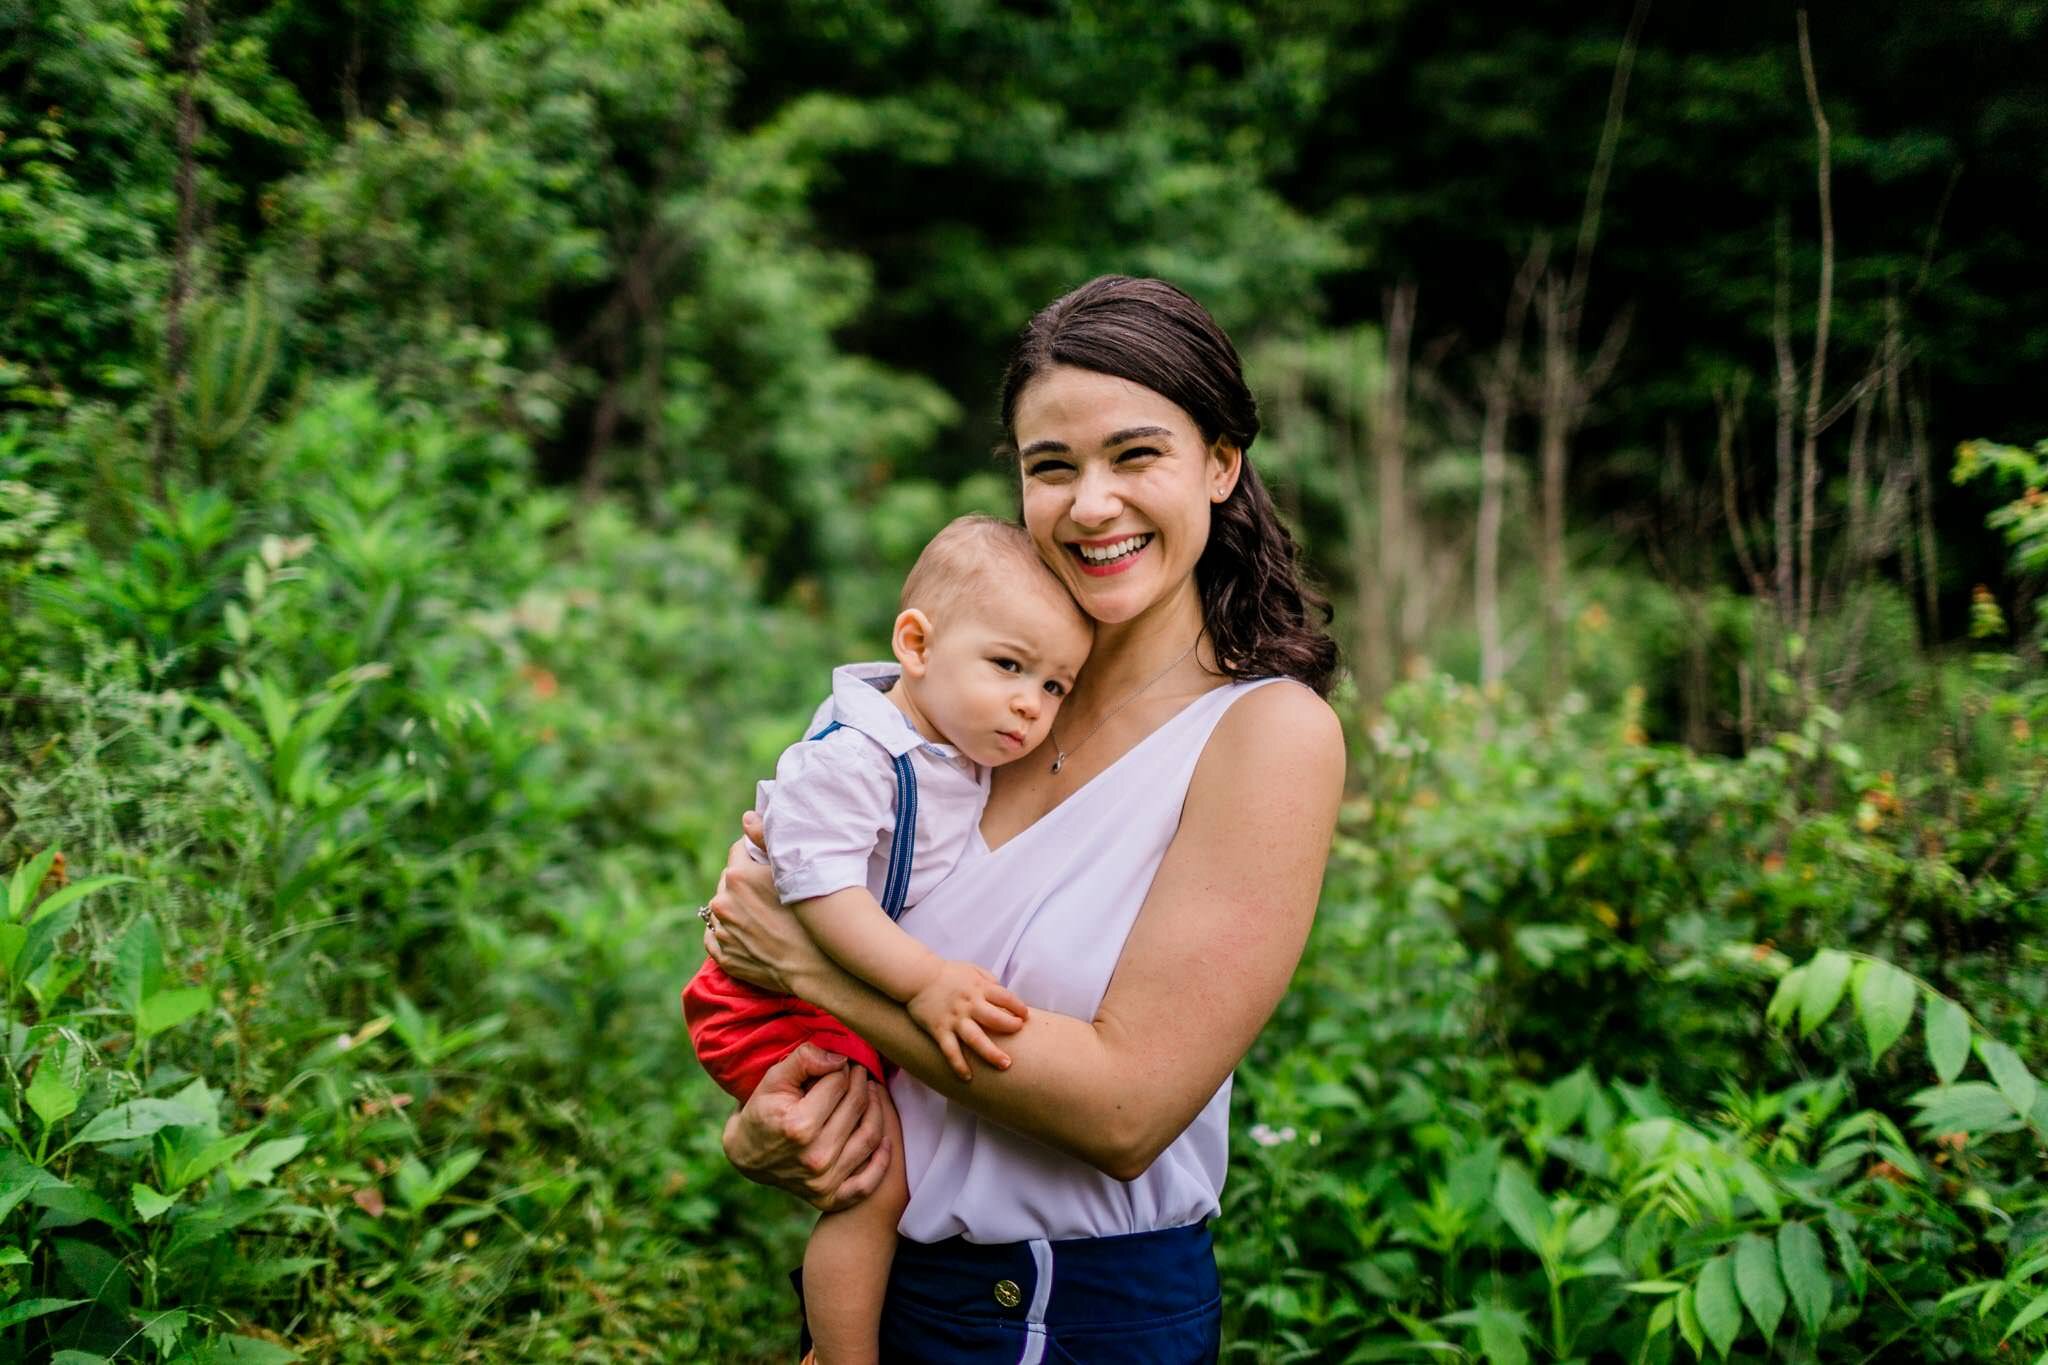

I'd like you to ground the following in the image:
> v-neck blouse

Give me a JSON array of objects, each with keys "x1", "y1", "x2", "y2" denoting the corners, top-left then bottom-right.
[{"x1": 891, "y1": 676, "x2": 1291, "y2": 1244}]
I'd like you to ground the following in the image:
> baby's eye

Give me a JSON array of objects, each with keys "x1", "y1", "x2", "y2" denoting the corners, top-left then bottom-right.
[
  {"x1": 1042, "y1": 680, "x2": 1066, "y2": 698},
  {"x1": 991, "y1": 658, "x2": 1021, "y2": 673}
]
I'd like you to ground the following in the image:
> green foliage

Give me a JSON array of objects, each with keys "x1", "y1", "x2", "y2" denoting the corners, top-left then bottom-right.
[{"x1": 3, "y1": 1, "x2": 2045, "y2": 1358}]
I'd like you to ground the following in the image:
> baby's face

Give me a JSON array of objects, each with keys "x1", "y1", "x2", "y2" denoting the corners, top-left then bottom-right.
[{"x1": 913, "y1": 588, "x2": 1093, "y2": 768}]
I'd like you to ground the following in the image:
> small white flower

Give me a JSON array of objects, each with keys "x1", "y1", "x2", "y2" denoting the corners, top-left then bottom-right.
[{"x1": 1250, "y1": 1123, "x2": 1297, "y2": 1148}]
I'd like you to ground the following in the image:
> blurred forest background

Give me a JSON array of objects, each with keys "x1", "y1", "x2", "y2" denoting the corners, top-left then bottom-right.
[{"x1": 2, "y1": 0, "x2": 2045, "y2": 1360}]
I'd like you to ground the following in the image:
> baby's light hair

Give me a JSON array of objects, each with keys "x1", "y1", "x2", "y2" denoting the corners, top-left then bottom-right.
[{"x1": 900, "y1": 515, "x2": 1085, "y2": 633}]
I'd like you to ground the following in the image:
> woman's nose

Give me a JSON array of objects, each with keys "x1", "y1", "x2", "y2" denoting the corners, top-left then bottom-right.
[{"x1": 1068, "y1": 466, "x2": 1121, "y2": 526}]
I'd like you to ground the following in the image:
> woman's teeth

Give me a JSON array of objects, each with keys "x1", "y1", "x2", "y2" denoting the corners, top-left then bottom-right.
[{"x1": 1075, "y1": 534, "x2": 1152, "y2": 565}]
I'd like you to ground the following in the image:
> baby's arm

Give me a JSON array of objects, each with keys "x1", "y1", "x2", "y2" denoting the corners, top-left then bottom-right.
[{"x1": 793, "y1": 891, "x2": 1028, "y2": 1080}]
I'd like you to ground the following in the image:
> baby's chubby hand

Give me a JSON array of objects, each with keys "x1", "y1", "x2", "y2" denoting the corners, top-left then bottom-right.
[{"x1": 906, "y1": 960, "x2": 1029, "y2": 1082}]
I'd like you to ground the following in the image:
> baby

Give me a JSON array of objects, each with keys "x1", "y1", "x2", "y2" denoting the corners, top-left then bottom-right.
[{"x1": 683, "y1": 514, "x2": 1093, "y2": 1365}]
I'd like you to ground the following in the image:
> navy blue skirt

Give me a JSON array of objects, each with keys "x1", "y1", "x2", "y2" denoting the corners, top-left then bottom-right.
[{"x1": 868, "y1": 1221, "x2": 1221, "y2": 1364}]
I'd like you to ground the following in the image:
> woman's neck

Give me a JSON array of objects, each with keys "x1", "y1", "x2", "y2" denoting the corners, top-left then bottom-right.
[{"x1": 1073, "y1": 582, "x2": 1210, "y2": 709}]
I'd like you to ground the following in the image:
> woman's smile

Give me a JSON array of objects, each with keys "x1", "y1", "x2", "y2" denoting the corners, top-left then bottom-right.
[{"x1": 1068, "y1": 532, "x2": 1154, "y2": 576}]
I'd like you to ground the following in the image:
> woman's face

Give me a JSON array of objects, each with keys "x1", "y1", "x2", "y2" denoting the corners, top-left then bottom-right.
[{"x1": 1012, "y1": 365, "x2": 1241, "y2": 628}]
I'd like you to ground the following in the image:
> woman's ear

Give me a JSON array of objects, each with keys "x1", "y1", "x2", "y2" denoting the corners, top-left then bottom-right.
[
  {"x1": 891, "y1": 609, "x2": 934, "y2": 677},
  {"x1": 1208, "y1": 440, "x2": 1244, "y2": 503}
]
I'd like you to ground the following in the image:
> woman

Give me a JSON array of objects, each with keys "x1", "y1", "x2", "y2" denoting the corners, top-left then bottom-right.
[{"x1": 703, "y1": 275, "x2": 1344, "y2": 1362}]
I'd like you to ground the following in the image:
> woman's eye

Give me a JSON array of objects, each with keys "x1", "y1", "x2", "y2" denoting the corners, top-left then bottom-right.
[
  {"x1": 1116, "y1": 447, "x2": 1160, "y2": 463},
  {"x1": 1025, "y1": 459, "x2": 1073, "y2": 478}
]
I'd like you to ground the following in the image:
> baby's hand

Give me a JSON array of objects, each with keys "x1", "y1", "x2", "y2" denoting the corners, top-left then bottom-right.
[{"x1": 907, "y1": 960, "x2": 1029, "y2": 1082}]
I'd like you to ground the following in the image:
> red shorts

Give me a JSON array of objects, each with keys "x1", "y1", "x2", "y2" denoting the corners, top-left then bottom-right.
[{"x1": 681, "y1": 959, "x2": 884, "y2": 1102}]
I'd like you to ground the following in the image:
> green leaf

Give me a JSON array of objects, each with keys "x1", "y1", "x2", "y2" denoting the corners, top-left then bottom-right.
[
  {"x1": 1473, "y1": 1304, "x2": 1530, "y2": 1365},
  {"x1": 26, "y1": 1064, "x2": 79, "y2": 1128},
  {"x1": 1539, "y1": 1068, "x2": 1593, "y2": 1131},
  {"x1": 427, "y1": 1147, "x2": 482, "y2": 1203},
  {"x1": 160, "y1": 1130, "x2": 253, "y2": 1193},
  {"x1": 52, "y1": 1351, "x2": 114, "y2": 1364},
  {"x1": 1734, "y1": 1232, "x2": 1787, "y2": 1343},
  {"x1": 228, "y1": 1137, "x2": 306, "y2": 1189},
  {"x1": 0, "y1": 1151, "x2": 67, "y2": 1222},
  {"x1": 133, "y1": 1184, "x2": 178, "y2": 1221},
  {"x1": 1777, "y1": 1220, "x2": 1830, "y2": 1337},
  {"x1": 16, "y1": 903, "x2": 80, "y2": 984},
  {"x1": 1695, "y1": 1254, "x2": 1743, "y2": 1357},
  {"x1": 1977, "y1": 1037, "x2": 2041, "y2": 1120},
  {"x1": 0, "y1": 1249, "x2": 27, "y2": 1266},
  {"x1": 1926, "y1": 994, "x2": 1971, "y2": 1084},
  {"x1": 28, "y1": 875, "x2": 135, "y2": 926},
  {"x1": 140, "y1": 1308, "x2": 190, "y2": 1355},
  {"x1": 1675, "y1": 1285, "x2": 1705, "y2": 1358},
  {"x1": 1564, "y1": 1204, "x2": 1619, "y2": 1259},
  {"x1": 1851, "y1": 959, "x2": 1916, "y2": 1064},
  {"x1": 1798, "y1": 950, "x2": 1853, "y2": 1037},
  {"x1": 1766, "y1": 964, "x2": 1807, "y2": 1031},
  {"x1": 66, "y1": 1099, "x2": 207, "y2": 1149},
  {"x1": 1492, "y1": 1162, "x2": 1553, "y2": 1258},
  {"x1": 1824, "y1": 1210, "x2": 1867, "y2": 1299},
  {"x1": 0, "y1": 923, "x2": 27, "y2": 978},
  {"x1": 8, "y1": 848, "x2": 60, "y2": 919},
  {"x1": 112, "y1": 916, "x2": 164, "y2": 1018},
  {"x1": 138, "y1": 987, "x2": 212, "y2": 1039},
  {"x1": 0, "y1": 1297, "x2": 84, "y2": 1330},
  {"x1": 2004, "y1": 1290, "x2": 2048, "y2": 1343},
  {"x1": 55, "y1": 1237, "x2": 128, "y2": 1308},
  {"x1": 1730, "y1": 1158, "x2": 1782, "y2": 1223},
  {"x1": 1908, "y1": 1082, "x2": 2023, "y2": 1135},
  {"x1": 31, "y1": 1184, "x2": 132, "y2": 1234}
]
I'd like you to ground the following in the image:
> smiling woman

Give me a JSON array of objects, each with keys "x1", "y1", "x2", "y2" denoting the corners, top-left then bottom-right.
[{"x1": 707, "y1": 275, "x2": 1345, "y2": 1364}]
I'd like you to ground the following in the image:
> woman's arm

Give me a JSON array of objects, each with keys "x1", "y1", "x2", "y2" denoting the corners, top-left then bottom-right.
[{"x1": 712, "y1": 682, "x2": 1344, "y2": 1181}]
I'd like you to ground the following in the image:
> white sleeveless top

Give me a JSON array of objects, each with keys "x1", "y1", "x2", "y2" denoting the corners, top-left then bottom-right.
[{"x1": 891, "y1": 676, "x2": 1290, "y2": 1244}]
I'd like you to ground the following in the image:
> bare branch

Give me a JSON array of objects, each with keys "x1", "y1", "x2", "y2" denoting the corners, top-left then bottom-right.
[
  {"x1": 1795, "y1": 9, "x2": 1836, "y2": 664},
  {"x1": 1567, "y1": 0, "x2": 1653, "y2": 324}
]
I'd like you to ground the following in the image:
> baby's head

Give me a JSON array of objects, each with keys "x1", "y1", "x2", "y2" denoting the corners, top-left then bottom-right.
[{"x1": 891, "y1": 515, "x2": 1093, "y2": 767}]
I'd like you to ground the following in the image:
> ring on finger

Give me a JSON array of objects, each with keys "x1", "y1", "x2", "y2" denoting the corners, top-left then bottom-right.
[{"x1": 697, "y1": 903, "x2": 717, "y2": 929}]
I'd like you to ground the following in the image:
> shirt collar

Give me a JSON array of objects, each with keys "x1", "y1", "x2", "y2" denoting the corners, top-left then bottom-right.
[{"x1": 827, "y1": 662, "x2": 963, "y2": 762}]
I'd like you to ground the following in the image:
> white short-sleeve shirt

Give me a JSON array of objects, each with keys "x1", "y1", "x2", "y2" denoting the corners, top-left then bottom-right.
[{"x1": 757, "y1": 662, "x2": 990, "y2": 911}]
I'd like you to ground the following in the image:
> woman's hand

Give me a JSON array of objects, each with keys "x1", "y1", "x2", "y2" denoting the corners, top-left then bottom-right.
[
  {"x1": 703, "y1": 812, "x2": 833, "y2": 997},
  {"x1": 722, "y1": 1044, "x2": 892, "y2": 1212}
]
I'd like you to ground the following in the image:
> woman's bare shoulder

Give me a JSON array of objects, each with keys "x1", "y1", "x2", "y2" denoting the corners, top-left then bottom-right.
[{"x1": 1197, "y1": 678, "x2": 1345, "y2": 794}]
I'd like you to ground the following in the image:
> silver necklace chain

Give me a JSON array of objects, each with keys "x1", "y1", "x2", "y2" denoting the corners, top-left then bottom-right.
[{"x1": 1048, "y1": 636, "x2": 1201, "y2": 775}]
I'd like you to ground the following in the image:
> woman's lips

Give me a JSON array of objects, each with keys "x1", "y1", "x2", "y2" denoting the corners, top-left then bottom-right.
[{"x1": 1067, "y1": 533, "x2": 1152, "y2": 578}]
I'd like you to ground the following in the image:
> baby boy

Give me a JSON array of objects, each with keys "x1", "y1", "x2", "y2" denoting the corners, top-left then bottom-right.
[{"x1": 683, "y1": 514, "x2": 1093, "y2": 1364}]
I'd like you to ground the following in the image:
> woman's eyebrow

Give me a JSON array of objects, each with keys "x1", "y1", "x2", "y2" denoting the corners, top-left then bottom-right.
[
  {"x1": 1103, "y1": 425, "x2": 1172, "y2": 447},
  {"x1": 1019, "y1": 439, "x2": 1069, "y2": 459}
]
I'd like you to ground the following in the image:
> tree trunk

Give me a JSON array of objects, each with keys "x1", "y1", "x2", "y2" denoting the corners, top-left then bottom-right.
[
  {"x1": 1795, "y1": 9, "x2": 1835, "y2": 692},
  {"x1": 1376, "y1": 285, "x2": 1417, "y2": 676},
  {"x1": 151, "y1": 0, "x2": 207, "y2": 497},
  {"x1": 1477, "y1": 245, "x2": 1542, "y2": 690},
  {"x1": 1537, "y1": 280, "x2": 1571, "y2": 701},
  {"x1": 1770, "y1": 219, "x2": 1798, "y2": 641}
]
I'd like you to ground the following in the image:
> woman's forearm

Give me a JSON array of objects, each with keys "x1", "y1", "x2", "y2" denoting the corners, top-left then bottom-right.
[{"x1": 794, "y1": 958, "x2": 1168, "y2": 1179}]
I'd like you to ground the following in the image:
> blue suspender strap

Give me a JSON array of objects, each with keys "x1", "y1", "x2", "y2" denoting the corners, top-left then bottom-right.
[
  {"x1": 881, "y1": 753, "x2": 917, "y2": 920},
  {"x1": 806, "y1": 721, "x2": 917, "y2": 922}
]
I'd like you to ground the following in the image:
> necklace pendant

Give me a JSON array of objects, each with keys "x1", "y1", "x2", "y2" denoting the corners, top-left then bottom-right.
[{"x1": 1049, "y1": 753, "x2": 1065, "y2": 775}]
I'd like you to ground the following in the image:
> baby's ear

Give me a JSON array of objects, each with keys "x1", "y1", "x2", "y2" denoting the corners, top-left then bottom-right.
[{"x1": 891, "y1": 609, "x2": 934, "y2": 676}]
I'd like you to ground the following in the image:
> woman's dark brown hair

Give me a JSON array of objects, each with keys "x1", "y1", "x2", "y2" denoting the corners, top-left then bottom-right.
[{"x1": 998, "y1": 275, "x2": 1339, "y2": 696}]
